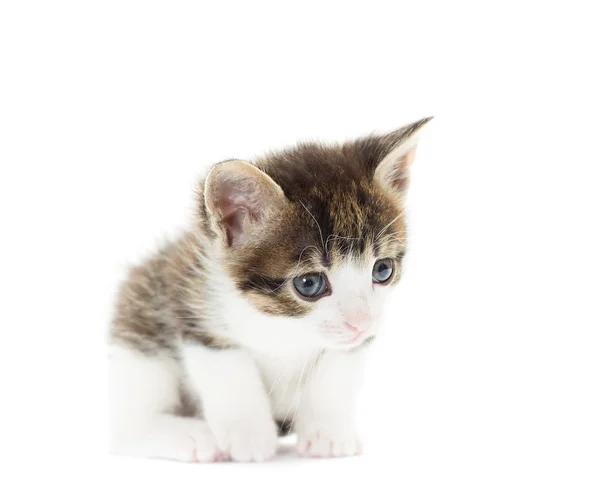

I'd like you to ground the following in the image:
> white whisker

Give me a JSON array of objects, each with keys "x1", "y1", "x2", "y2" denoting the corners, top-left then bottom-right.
[
  {"x1": 289, "y1": 348, "x2": 323, "y2": 430},
  {"x1": 299, "y1": 199, "x2": 326, "y2": 255},
  {"x1": 279, "y1": 349, "x2": 315, "y2": 426},
  {"x1": 267, "y1": 369, "x2": 285, "y2": 397},
  {"x1": 375, "y1": 210, "x2": 406, "y2": 242}
]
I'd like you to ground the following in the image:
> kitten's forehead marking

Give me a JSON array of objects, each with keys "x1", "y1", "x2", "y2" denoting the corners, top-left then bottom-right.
[{"x1": 295, "y1": 180, "x2": 402, "y2": 263}]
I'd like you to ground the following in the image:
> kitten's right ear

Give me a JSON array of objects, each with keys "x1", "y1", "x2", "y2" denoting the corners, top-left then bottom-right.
[
  {"x1": 203, "y1": 160, "x2": 286, "y2": 248},
  {"x1": 372, "y1": 116, "x2": 433, "y2": 199}
]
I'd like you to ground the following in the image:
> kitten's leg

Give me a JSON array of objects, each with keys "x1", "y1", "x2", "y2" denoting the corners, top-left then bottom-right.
[
  {"x1": 182, "y1": 343, "x2": 278, "y2": 462},
  {"x1": 295, "y1": 348, "x2": 366, "y2": 458},
  {"x1": 109, "y1": 344, "x2": 219, "y2": 462}
]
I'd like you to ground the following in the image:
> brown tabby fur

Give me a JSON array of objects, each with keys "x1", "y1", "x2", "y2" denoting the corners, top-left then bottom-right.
[{"x1": 111, "y1": 118, "x2": 431, "y2": 352}]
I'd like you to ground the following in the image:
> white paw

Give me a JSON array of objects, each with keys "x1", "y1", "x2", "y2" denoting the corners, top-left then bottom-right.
[
  {"x1": 118, "y1": 418, "x2": 222, "y2": 463},
  {"x1": 209, "y1": 417, "x2": 278, "y2": 462},
  {"x1": 297, "y1": 420, "x2": 362, "y2": 458}
]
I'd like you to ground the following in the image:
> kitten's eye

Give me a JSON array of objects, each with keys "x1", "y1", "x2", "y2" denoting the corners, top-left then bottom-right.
[
  {"x1": 293, "y1": 273, "x2": 328, "y2": 299},
  {"x1": 372, "y1": 259, "x2": 394, "y2": 284}
]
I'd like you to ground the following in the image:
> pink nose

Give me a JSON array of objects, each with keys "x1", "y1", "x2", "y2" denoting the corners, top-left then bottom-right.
[{"x1": 343, "y1": 310, "x2": 372, "y2": 333}]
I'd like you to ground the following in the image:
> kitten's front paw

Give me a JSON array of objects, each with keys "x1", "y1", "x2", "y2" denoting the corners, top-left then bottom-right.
[
  {"x1": 297, "y1": 420, "x2": 362, "y2": 458},
  {"x1": 210, "y1": 417, "x2": 278, "y2": 462}
]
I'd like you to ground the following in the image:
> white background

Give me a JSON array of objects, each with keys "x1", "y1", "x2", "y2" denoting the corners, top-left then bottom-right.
[{"x1": 1, "y1": 1, "x2": 598, "y2": 498}]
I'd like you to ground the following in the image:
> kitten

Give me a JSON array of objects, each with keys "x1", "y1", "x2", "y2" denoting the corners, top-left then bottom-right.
[{"x1": 109, "y1": 117, "x2": 431, "y2": 462}]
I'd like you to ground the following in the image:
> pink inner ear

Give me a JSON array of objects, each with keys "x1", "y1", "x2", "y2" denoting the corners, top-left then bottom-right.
[
  {"x1": 387, "y1": 149, "x2": 416, "y2": 192},
  {"x1": 217, "y1": 180, "x2": 261, "y2": 247},
  {"x1": 222, "y1": 207, "x2": 247, "y2": 247}
]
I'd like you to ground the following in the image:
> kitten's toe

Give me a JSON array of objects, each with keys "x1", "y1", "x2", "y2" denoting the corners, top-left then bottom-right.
[
  {"x1": 169, "y1": 420, "x2": 220, "y2": 463},
  {"x1": 297, "y1": 422, "x2": 361, "y2": 458},
  {"x1": 190, "y1": 426, "x2": 221, "y2": 462},
  {"x1": 211, "y1": 419, "x2": 278, "y2": 462}
]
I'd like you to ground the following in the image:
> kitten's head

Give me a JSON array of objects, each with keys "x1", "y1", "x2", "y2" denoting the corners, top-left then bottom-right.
[{"x1": 199, "y1": 118, "x2": 431, "y2": 350}]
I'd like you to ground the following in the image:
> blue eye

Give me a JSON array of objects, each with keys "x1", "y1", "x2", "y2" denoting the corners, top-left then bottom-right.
[
  {"x1": 372, "y1": 259, "x2": 394, "y2": 284},
  {"x1": 293, "y1": 273, "x2": 328, "y2": 299}
]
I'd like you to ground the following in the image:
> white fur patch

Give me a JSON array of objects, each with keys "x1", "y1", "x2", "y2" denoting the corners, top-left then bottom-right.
[{"x1": 109, "y1": 345, "x2": 219, "y2": 462}]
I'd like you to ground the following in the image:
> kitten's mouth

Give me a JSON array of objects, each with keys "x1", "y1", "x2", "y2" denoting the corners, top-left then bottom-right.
[
  {"x1": 319, "y1": 323, "x2": 375, "y2": 349},
  {"x1": 334, "y1": 332, "x2": 374, "y2": 349},
  {"x1": 352, "y1": 330, "x2": 366, "y2": 342},
  {"x1": 343, "y1": 330, "x2": 365, "y2": 345}
]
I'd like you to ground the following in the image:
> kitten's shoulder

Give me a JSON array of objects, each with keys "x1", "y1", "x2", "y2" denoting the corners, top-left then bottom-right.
[{"x1": 110, "y1": 233, "x2": 203, "y2": 354}]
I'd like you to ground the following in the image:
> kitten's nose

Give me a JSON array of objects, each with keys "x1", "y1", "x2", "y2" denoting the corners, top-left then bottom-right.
[{"x1": 343, "y1": 308, "x2": 372, "y2": 334}]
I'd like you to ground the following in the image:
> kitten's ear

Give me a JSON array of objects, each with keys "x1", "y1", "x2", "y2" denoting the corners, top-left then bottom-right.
[
  {"x1": 373, "y1": 117, "x2": 432, "y2": 198},
  {"x1": 203, "y1": 160, "x2": 286, "y2": 247}
]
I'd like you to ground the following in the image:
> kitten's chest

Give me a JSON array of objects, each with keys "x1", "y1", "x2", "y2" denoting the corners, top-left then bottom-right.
[{"x1": 252, "y1": 351, "x2": 320, "y2": 422}]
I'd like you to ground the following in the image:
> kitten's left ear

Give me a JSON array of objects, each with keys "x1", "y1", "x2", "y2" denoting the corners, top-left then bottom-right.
[
  {"x1": 373, "y1": 116, "x2": 433, "y2": 198},
  {"x1": 203, "y1": 160, "x2": 287, "y2": 248}
]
